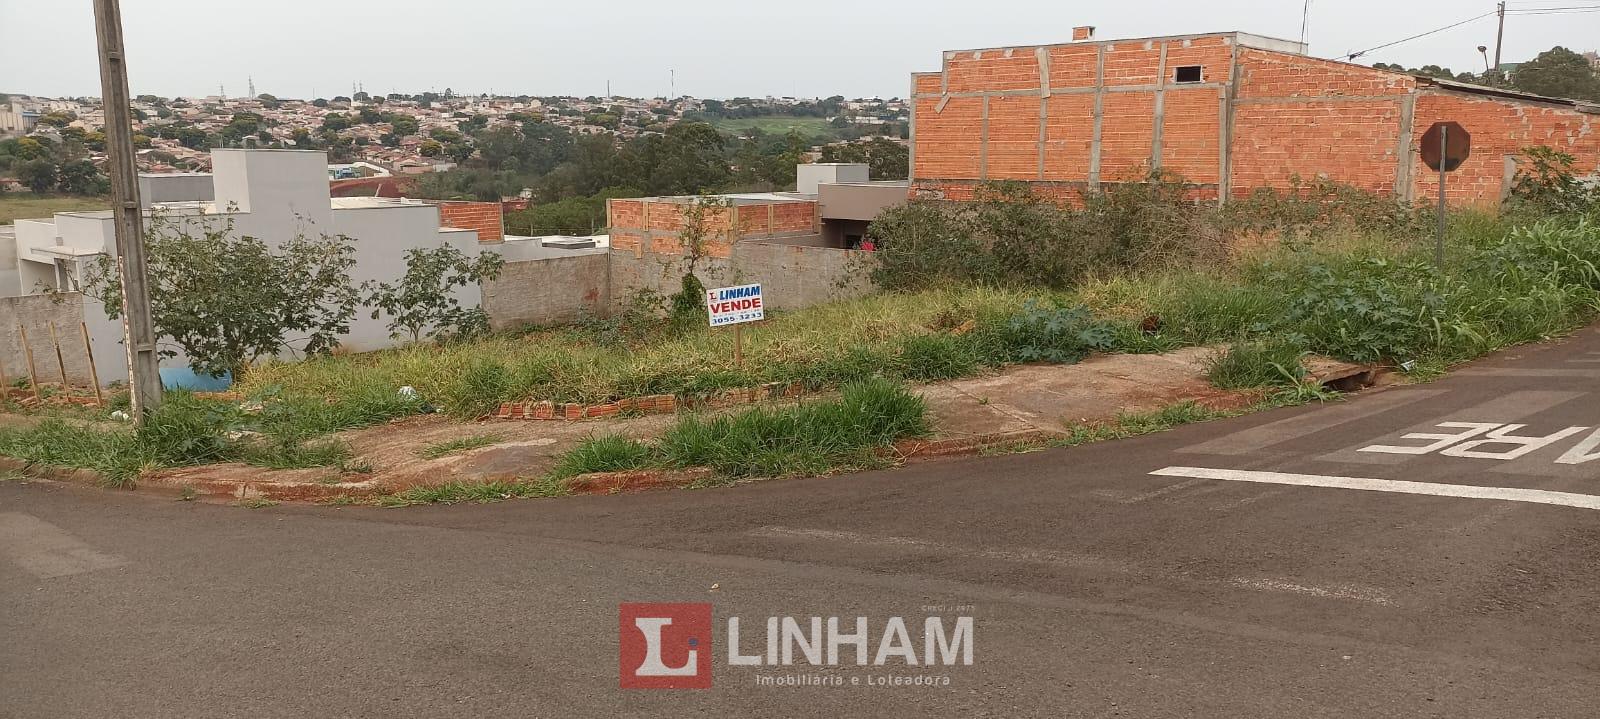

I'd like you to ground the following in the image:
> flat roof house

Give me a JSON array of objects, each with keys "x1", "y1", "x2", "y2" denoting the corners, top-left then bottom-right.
[
  {"x1": 3, "y1": 149, "x2": 493, "y2": 385},
  {"x1": 910, "y1": 28, "x2": 1600, "y2": 205}
]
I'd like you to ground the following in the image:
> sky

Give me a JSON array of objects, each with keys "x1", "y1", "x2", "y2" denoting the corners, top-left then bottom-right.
[{"x1": 2, "y1": 0, "x2": 1596, "y2": 101}]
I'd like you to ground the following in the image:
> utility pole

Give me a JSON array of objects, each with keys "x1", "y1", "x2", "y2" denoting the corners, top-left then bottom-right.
[
  {"x1": 1493, "y1": 1, "x2": 1506, "y2": 71},
  {"x1": 92, "y1": 0, "x2": 163, "y2": 422}
]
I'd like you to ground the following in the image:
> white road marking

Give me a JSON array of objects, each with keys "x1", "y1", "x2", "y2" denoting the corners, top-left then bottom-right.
[
  {"x1": 750, "y1": 526, "x2": 1394, "y2": 605},
  {"x1": 1150, "y1": 466, "x2": 1600, "y2": 512},
  {"x1": 0, "y1": 513, "x2": 128, "y2": 579}
]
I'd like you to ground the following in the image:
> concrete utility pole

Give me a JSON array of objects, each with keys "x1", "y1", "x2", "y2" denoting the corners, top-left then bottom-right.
[
  {"x1": 1493, "y1": 1, "x2": 1506, "y2": 71},
  {"x1": 92, "y1": 0, "x2": 163, "y2": 422}
]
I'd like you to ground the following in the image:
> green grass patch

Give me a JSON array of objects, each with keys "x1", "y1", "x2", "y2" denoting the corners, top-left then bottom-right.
[
  {"x1": 0, "y1": 193, "x2": 108, "y2": 224},
  {"x1": 710, "y1": 116, "x2": 840, "y2": 139},
  {"x1": 417, "y1": 433, "x2": 504, "y2": 460},
  {"x1": 1206, "y1": 336, "x2": 1309, "y2": 389},
  {"x1": 551, "y1": 434, "x2": 655, "y2": 478},
  {"x1": 554, "y1": 378, "x2": 929, "y2": 480}
]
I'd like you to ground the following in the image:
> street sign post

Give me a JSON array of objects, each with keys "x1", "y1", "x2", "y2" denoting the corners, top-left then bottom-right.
[
  {"x1": 705, "y1": 283, "x2": 764, "y2": 366},
  {"x1": 1420, "y1": 121, "x2": 1471, "y2": 268}
]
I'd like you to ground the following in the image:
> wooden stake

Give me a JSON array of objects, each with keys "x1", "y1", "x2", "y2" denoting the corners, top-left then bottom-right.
[
  {"x1": 0, "y1": 345, "x2": 10, "y2": 401},
  {"x1": 18, "y1": 325, "x2": 42, "y2": 403},
  {"x1": 81, "y1": 321, "x2": 104, "y2": 406},
  {"x1": 48, "y1": 322, "x2": 70, "y2": 391},
  {"x1": 733, "y1": 324, "x2": 744, "y2": 367}
]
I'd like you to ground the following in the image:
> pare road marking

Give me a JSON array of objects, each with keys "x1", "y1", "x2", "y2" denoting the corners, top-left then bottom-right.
[{"x1": 1358, "y1": 423, "x2": 1600, "y2": 463}]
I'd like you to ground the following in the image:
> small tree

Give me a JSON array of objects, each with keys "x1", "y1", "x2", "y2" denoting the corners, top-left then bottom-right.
[
  {"x1": 81, "y1": 216, "x2": 363, "y2": 378},
  {"x1": 368, "y1": 246, "x2": 505, "y2": 343}
]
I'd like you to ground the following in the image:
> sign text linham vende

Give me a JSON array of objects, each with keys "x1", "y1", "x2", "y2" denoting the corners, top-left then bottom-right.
[{"x1": 705, "y1": 283, "x2": 765, "y2": 328}]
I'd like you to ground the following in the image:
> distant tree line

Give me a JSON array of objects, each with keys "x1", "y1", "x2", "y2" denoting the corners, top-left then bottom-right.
[{"x1": 1374, "y1": 45, "x2": 1600, "y2": 101}]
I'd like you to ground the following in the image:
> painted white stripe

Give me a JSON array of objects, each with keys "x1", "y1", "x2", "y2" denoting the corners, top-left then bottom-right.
[{"x1": 1150, "y1": 466, "x2": 1600, "y2": 511}]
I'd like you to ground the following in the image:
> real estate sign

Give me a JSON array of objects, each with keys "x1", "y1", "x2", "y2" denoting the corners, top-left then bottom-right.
[{"x1": 705, "y1": 283, "x2": 764, "y2": 327}]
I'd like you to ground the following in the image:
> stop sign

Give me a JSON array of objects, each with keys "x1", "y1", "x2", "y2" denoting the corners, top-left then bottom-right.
[{"x1": 1421, "y1": 121, "x2": 1471, "y2": 172}]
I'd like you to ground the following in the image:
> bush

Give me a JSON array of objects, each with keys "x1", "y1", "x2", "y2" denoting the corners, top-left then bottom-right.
[{"x1": 986, "y1": 301, "x2": 1121, "y2": 364}]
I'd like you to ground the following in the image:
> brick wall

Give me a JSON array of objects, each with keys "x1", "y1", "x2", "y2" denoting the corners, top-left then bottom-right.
[
  {"x1": 1409, "y1": 91, "x2": 1600, "y2": 204},
  {"x1": 911, "y1": 33, "x2": 1600, "y2": 206},
  {"x1": 434, "y1": 201, "x2": 505, "y2": 243},
  {"x1": 912, "y1": 34, "x2": 1233, "y2": 200},
  {"x1": 1229, "y1": 49, "x2": 1414, "y2": 198},
  {"x1": 607, "y1": 198, "x2": 819, "y2": 261}
]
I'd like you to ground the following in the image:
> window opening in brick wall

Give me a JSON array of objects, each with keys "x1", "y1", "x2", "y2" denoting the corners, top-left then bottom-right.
[{"x1": 1174, "y1": 65, "x2": 1203, "y2": 83}]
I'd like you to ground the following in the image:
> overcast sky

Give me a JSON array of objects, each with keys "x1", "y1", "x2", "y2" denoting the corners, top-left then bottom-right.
[{"x1": 2, "y1": 1, "x2": 1596, "y2": 100}]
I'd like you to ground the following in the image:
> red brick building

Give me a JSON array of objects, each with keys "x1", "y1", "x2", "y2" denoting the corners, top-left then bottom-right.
[{"x1": 911, "y1": 29, "x2": 1600, "y2": 206}]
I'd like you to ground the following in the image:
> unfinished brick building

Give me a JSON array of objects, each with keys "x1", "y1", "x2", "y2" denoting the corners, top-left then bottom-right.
[{"x1": 910, "y1": 29, "x2": 1600, "y2": 205}]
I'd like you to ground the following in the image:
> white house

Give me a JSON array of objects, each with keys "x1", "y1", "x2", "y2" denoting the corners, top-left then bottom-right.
[{"x1": 3, "y1": 148, "x2": 487, "y2": 385}]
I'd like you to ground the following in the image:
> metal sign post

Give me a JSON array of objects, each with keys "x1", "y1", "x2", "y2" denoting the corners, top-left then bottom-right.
[
  {"x1": 1420, "y1": 121, "x2": 1472, "y2": 270},
  {"x1": 1436, "y1": 125, "x2": 1448, "y2": 268}
]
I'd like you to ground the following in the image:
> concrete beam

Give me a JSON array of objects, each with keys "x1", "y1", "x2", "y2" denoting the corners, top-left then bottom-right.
[
  {"x1": 1395, "y1": 93, "x2": 1417, "y2": 203},
  {"x1": 1151, "y1": 42, "x2": 1169, "y2": 170},
  {"x1": 1089, "y1": 45, "x2": 1105, "y2": 188}
]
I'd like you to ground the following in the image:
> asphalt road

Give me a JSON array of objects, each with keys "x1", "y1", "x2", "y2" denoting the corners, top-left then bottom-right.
[{"x1": 7, "y1": 329, "x2": 1600, "y2": 718}]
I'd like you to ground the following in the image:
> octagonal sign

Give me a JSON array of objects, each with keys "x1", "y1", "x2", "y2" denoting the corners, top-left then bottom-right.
[{"x1": 1421, "y1": 121, "x2": 1471, "y2": 172}]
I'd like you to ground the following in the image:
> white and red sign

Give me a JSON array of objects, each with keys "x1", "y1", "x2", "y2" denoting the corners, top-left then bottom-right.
[{"x1": 705, "y1": 283, "x2": 764, "y2": 328}]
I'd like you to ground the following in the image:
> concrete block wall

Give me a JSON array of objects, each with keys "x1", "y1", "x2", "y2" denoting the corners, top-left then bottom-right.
[
  {"x1": 607, "y1": 242, "x2": 874, "y2": 314},
  {"x1": 434, "y1": 201, "x2": 505, "y2": 243},
  {"x1": 912, "y1": 32, "x2": 1600, "y2": 206},
  {"x1": 0, "y1": 294, "x2": 94, "y2": 386},
  {"x1": 481, "y1": 254, "x2": 610, "y2": 329}
]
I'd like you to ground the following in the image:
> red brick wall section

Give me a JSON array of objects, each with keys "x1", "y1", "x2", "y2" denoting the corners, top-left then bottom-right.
[
  {"x1": 1409, "y1": 91, "x2": 1600, "y2": 205},
  {"x1": 1099, "y1": 92, "x2": 1156, "y2": 181},
  {"x1": 608, "y1": 199, "x2": 644, "y2": 230},
  {"x1": 915, "y1": 96, "x2": 984, "y2": 179},
  {"x1": 913, "y1": 34, "x2": 1599, "y2": 205},
  {"x1": 986, "y1": 96, "x2": 1042, "y2": 180},
  {"x1": 1228, "y1": 51, "x2": 1417, "y2": 197},
  {"x1": 767, "y1": 202, "x2": 817, "y2": 235},
  {"x1": 944, "y1": 48, "x2": 1041, "y2": 94},
  {"x1": 1160, "y1": 88, "x2": 1223, "y2": 184},
  {"x1": 1043, "y1": 94, "x2": 1095, "y2": 182},
  {"x1": 435, "y1": 201, "x2": 505, "y2": 243}
]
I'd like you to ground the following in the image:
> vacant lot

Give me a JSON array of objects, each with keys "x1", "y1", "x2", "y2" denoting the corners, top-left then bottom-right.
[
  {"x1": 711, "y1": 116, "x2": 839, "y2": 139},
  {"x1": 0, "y1": 194, "x2": 107, "y2": 224}
]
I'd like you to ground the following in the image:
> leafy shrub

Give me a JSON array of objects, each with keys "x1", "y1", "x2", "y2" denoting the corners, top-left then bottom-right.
[
  {"x1": 987, "y1": 301, "x2": 1120, "y2": 364},
  {"x1": 1504, "y1": 147, "x2": 1600, "y2": 219},
  {"x1": 1269, "y1": 258, "x2": 1451, "y2": 363}
]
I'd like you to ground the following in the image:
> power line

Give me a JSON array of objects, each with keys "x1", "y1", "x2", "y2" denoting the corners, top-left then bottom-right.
[{"x1": 1341, "y1": 11, "x2": 1498, "y2": 61}]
